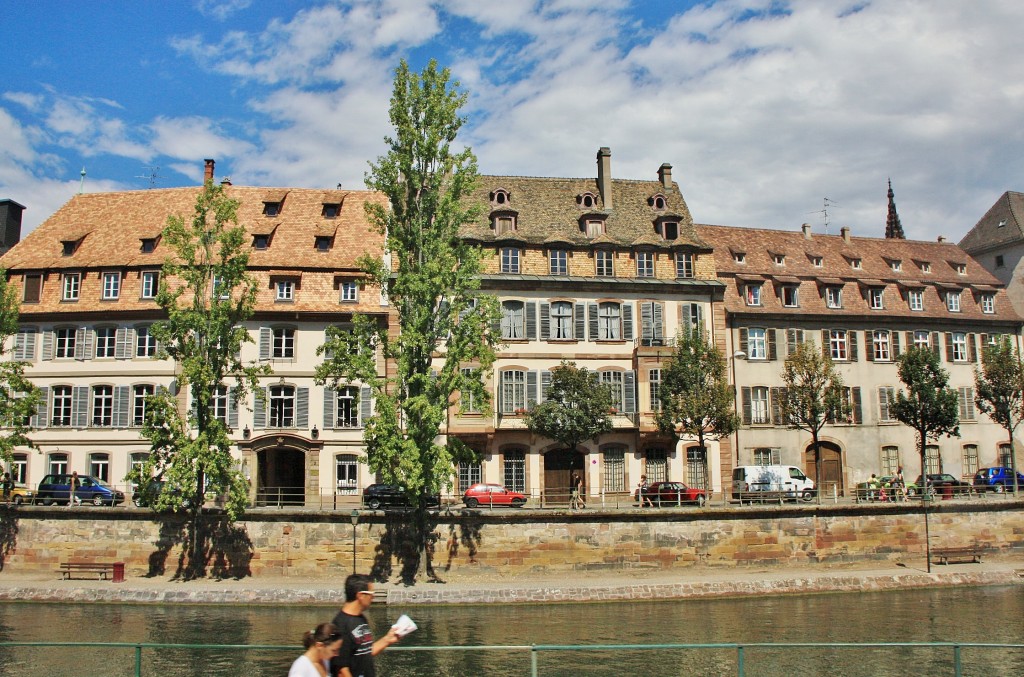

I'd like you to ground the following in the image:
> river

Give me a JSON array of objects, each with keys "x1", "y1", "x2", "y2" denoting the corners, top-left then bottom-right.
[{"x1": 0, "y1": 585, "x2": 1022, "y2": 676}]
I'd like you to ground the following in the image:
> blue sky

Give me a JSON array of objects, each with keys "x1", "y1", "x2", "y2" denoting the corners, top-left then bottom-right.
[{"x1": 3, "y1": 0, "x2": 1023, "y2": 242}]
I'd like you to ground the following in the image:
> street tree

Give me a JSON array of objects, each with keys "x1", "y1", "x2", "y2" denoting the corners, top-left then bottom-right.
[
  {"x1": 974, "y1": 336, "x2": 1023, "y2": 493},
  {"x1": 523, "y1": 361, "x2": 613, "y2": 465},
  {"x1": 0, "y1": 269, "x2": 40, "y2": 465},
  {"x1": 890, "y1": 346, "x2": 960, "y2": 486},
  {"x1": 315, "y1": 60, "x2": 499, "y2": 580},
  {"x1": 129, "y1": 180, "x2": 270, "y2": 575},
  {"x1": 655, "y1": 325, "x2": 737, "y2": 489},
  {"x1": 779, "y1": 340, "x2": 847, "y2": 501}
]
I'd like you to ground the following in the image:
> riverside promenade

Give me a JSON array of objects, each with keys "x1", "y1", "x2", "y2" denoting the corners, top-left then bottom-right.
[{"x1": 1, "y1": 558, "x2": 1021, "y2": 607}]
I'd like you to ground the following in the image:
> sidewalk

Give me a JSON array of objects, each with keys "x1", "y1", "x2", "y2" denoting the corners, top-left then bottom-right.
[{"x1": 1, "y1": 558, "x2": 1021, "y2": 606}]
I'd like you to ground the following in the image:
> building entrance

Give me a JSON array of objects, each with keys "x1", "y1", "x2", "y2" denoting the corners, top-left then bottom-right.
[
  {"x1": 543, "y1": 448, "x2": 585, "y2": 506},
  {"x1": 256, "y1": 447, "x2": 305, "y2": 506},
  {"x1": 805, "y1": 441, "x2": 844, "y2": 497}
]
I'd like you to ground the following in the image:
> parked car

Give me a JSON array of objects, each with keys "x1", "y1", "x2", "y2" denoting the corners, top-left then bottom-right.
[
  {"x1": 973, "y1": 467, "x2": 1024, "y2": 493},
  {"x1": 7, "y1": 485, "x2": 34, "y2": 505},
  {"x1": 36, "y1": 474, "x2": 125, "y2": 506},
  {"x1": 132, "y1": 480, "x2": 191, "y2": 509},
  {"x1": 912, "y1": 474, "x2": 971, "y2": 496},
  {"x1": 637, "y1": 481, "x2": 708, "y2": 507},
  {"x1": 362, "y1": 483, "x2": 441, "y2": 510},
  {"x1": 463, "y1": 483, "x2": 526, "y2": 508}
]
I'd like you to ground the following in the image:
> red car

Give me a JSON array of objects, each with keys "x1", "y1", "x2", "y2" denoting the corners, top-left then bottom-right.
[
  {"x1": 463, "y1": 483, "x2": 527, "y2": 508},
  {"x1": 639, "y1": 481, "x2": 708, "y2": 507}
]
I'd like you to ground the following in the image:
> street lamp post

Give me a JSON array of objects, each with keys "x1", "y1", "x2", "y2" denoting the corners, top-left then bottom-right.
[{"x1": 350, "y1": 509, "x2": 359, "y2": 574}]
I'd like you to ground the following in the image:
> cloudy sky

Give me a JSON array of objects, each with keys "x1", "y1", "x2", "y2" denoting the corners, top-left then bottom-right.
[{"x1": 3, "y1": 0, "x2": 1022, "y2": 241}]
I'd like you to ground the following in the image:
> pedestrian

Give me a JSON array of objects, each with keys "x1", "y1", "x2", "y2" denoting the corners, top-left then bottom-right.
[
  {"x1": 68, "y1": 471, "x2": 81, "y2": 507},
  {"x1": 289, "y1": 622, "x2": 343, "y2": 677},
  {"x1": 570, "y1": 473, "x2": 581, "y2": 510},
  {"x1": 894, "y1": 466, "x2": 907, "y2": 502},
  {"x1": 575, "y1": 473, "x2": 586, "y2": 510},
  {"x1": 637, "y1": 475, "x2": 653, "y2": 507},
  {"x1": 330, "y1": 574, "x2": 399, "y2": 677},
  {"x1": 2, "y1": 472, "x2": 12, "y2": 505}
]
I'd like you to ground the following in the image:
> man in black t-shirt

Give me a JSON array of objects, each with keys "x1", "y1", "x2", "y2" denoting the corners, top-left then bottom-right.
[{"x1": 330, "y1": 574, "x2": 399, "y2": 677}]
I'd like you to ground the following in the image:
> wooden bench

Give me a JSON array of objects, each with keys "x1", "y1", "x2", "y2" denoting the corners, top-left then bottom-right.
[
  {"x1": 929, "y1": 547, "x2": 983, "y2": 566},
  {"x1": 59, "y1": 562, "x2": 116, "y2": 580}
]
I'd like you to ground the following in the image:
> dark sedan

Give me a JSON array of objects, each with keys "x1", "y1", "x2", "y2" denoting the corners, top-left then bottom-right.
[
  {"x1": 641, "y1": 481, "x2": 708, "y2": 507},
  {"x1": 914, "y1": 474, "x2": 971, "y2": 496},
  {"x1": 362, "y1": 484, "x2": 441, "y2": 510}
]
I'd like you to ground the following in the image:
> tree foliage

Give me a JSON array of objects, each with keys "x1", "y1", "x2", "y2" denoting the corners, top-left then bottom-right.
[
  {"x1": 0, "y1": 270, "x2": 40, "y2": 464},
  {"x1": 890, "y1": 346, "x2": 960, "y2": 475},
  {"x1": 780, "y1": 341, "x2": 847, "y2": 497},
  {"x1": 129, "y1": 180, "x2": 270, "y2": 527},
  {"x1": 656, "y1": 325, "x2": 736, "y2": 482},
  {"x1": 523, "y1": 361, "x2": 613, "y2": 453},
  {"x1": 974, "y1": 336, "x2": 1022, "y2": 491},
  {"x1": 315, "y1": 59, "x2": 498, "y2": 509}
]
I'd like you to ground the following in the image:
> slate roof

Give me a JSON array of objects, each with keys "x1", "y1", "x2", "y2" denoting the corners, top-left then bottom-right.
[
  {"x1": 958, "y1": 191, "x2": 1024, "y2": 254},
  {"x1": 698, "y1": 223, "x2": 1020, "y2": 323}
]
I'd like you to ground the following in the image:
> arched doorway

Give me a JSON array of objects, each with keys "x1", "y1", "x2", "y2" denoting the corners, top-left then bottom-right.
[
  {"x1": 543, "y1": 448, "x2": 585, "y2": 506},
  {"x1": 805, "y1": 441, "x2": 844, "y2": 497},
  {"x1": 257, "y1": 446, "x2": 306, "y2": 506}
]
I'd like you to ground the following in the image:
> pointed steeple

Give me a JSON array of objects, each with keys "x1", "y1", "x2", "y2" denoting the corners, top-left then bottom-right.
[{"x1": 885, "y1": 179, "x2": 905, "y2": 239}]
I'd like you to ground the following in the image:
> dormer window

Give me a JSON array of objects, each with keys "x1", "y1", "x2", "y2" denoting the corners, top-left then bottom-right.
[
  {"x1": 918, "y1": 261, "x2": 932, "y2": 273},
  {"x1": 315, "y1": 236, "x2": 332, "y2": 252},
  {"x1": 849, "y1": 258, "x2": 862, "y2": 270},
  {"x1": 773, "y1": 253, "x2": 785, "y2": 266},
  {"x1": 253, "y1": 234, "x2": 270, "y2": 250},
  {"x1": 490, "y1": 189, "x2": 511, "y2": 206},
  {"x1": 654, "y1": 220, "x2": 678, "y2": 240},
  {"x1": 955, "y1": 262, "x2": 967, "y2": 275},
  {"x1": 322, "y1": 203, "x2": 340, "y2": 218},
  {"x1": 649, "y1": 194, "x2": 667, "y2": 211},
  {"x1": 733, "y1": 252, "x2": 746, "y2": 264},
  {"x1": 492, "y1": 213, "x2": 517, "y2": 235},
  {"x1": 581, "y1": 217, "x2": 605, "y2": 238},
  {"x1": 577, "y1": 192, "x2": 598, "y2": 209},
  {"x1": 140, "y1": 238, "x2": 158, "y2": 254},
  {"x1": 61, "y1": 240, "x2": 78, "y2": 257},
  {"x1": 263, "y1": 202, "x2": 281, "y2": 217},
  {"x1": 889, "y1": 259, "x2": 902, "y2": 272},
  {"x1": 811, "y1": 256, "x2": 823, "y2": 268}
]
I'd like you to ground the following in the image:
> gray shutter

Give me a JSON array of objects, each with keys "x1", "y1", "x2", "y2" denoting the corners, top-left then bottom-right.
[
  {"x1": 767, "y1": 329, "x2": 777, "y2": 361},
  {"x1": 571, "y1": 303, "x2": 584, "y2": 341},
  {"x1": 653, "y1": 303, "x2": 664, "y2": 340},
  {"x1": 622, "y1": 303, "x2": 633, "y2": 341},
  {"x1": 115, "y1": 328, "x2": 133, "y2": 359},
  {"x1": 296, "y1": 387, "x2": 309, "y2": 428},
  {"x1": 490, "y1": 311, "x2": 501, "y2": 337},
  {"x1": 14, "y1": 329, "x2": 36, "y2": 361},
  {"x1": 641, "y1": 302, "x2": 654, "y2": 342},
  {"x1": 741, "y1": 387, "x2": 752, "y2": 425},
  {"x1": 624, "y1": 370, "x2": 636, "y2": 413},
  {"x1": 228, "y1": 388, "x2": 239, "y2": 428},
  {"x1": 525, "y1": 302, "x2": 537, "y2": 340},
  {"x1": 323, "y1": 387, "x2": 336, "y2": 429},
  {"x1": 253, "y1": 387, "x2": 266, "y2": 428},
  {"x1": 41, "y1": 331, "x2": 54, "y2": 361},
  {"x1": 541, "y1": 371, "x2": 552, "y2": 402},
  {"x1": 360, "y1": 385, "x2": 372, "y2": 425},
  {"x1": 497, "y1": 371, "x2": 506, "y2": 414},
  {"x1": 259, "y1": 327, "x2": 271, "y2": 361},
  {"x1": 75, "y1": 327, "x2": 92, "y2": 360},
  {"x1": 113, "y1": 385, "x2": 130, "y2": 428},
  {"x1": 770, "y1": 387, "x2": 783, "y2": 425},
  {"x1": 879, "y1": 387, "x2": 890, "y2": 421},
  {"x1": 72, "y1": 386, "x2": 89, "y2": 428},
  {"x1": 31, "y1": 386, "x2": 49, "y2": 428},
  {"x1": 527, "y1": 370, "x2": 538, "y2": 407},
  {"x1": 852, "y1": 387, "x2": 862, "y2": 424},
  {"x1": 693, "y1": 303, "x2": 704, "y2": 332},
  {"x1": 540, "y1": 303, "x2": 550, "y2": 340},
  {"x1": 849, "y1": 331, "x2": 858, "y2": 361},
  {"x1": 588, "y1": 302, "x2": 598, "y2": 341}
]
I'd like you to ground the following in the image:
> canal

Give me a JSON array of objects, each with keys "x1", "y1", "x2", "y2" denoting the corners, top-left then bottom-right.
[{"x1": 0, "y1": 585, "x2": 1022, "y2": 676}]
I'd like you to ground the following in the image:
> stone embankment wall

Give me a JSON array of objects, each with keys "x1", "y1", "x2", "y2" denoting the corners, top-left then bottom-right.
[{"x1": 2, "y1": 501, "x2": 1022, "y2": 579}]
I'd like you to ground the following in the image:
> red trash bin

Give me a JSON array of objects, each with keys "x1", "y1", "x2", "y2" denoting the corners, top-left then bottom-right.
[
  {"x1": 112, "y1": 562, "x2": 125, "y2": 583},
  {"x1": 942, "y1": 484, "x2": 953, "y2": 500}
]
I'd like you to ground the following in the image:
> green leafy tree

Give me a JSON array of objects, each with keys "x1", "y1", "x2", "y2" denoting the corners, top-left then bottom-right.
[
  {"x1": 523, "y1": 361, "x2": 613, "y2": 459},
  {"x1": 315, "y1": 59, "x2": 498, "y2": 579},
  {"x1": 974, "y1": 336, "x2": 1022, "y2": 493},
  {"x1": 890, "y1": 346, "x2": 960, "y2": 486},
  {"x1": 656, "y1": 325, "x2": 737, "y2": 489},
  {"x1": 0, "y1": 270, "x2": 40, "y2": 465},
  {"x1": 780, "y1": 341, "x2": 847, "y2": 501},
  {"x1": 128, "y1": 180, "x2": 270, "y2": 574}
]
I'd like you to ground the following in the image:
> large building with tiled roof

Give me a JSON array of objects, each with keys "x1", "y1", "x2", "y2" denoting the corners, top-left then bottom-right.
[
  {"x1": 0, "y1": 161, "x2": 389, "y2": 506},
  {"x1": 700, "y1": 221, "x2": 1022, "y2": 494},
  {"x1": 959, "y1": 191, "x2": 1024, "y2": 316}
]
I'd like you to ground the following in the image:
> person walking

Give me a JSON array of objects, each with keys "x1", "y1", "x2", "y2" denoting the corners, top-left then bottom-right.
[
  {"x1": 575, "y1": 472, "x2": 586, "y2": 510},
  {"x1": 637, "y1": 475, "x2": 653, "y2": 507},
  {"x1": 894, "y1": 466, "x2": 907, "y2": 502},
  {"x1": 570, "y1": 473, "x2": 581, "y2": 510},
  {"x1": 330, "y1": 574, "x2": 399, "y2": 677},
  {"x1": 2, "y1": 472, "x2": 12, "y2": 505},
  {"x1": 68, "y1": 471, "x2": 81, "y2": 507},
  {"x1": 289, "y1": 623, "x2": 343, "y2": 677}
]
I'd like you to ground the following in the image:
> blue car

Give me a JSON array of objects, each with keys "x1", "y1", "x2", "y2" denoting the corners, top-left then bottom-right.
[
  {"x1": 973, "y1": 467, "x2": 1024, "y2": 493},
  {"x1": 36, "y1": 474, "x2": 125, "y2": 506}
]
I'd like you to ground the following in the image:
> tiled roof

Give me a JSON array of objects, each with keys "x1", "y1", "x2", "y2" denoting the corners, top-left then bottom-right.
[
  {"x1": 958, "y1": 191, "x2": 1024, "y2": 254},
  {"x1": 698, "y1": 223, "x2": 1020, "y2": 323}
]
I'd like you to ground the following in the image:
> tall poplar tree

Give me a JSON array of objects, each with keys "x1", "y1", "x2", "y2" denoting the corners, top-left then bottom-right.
[
  {"x1": 656, "y1": 325, "x2": 737, "y2": 489},
  {"x1": 975, "y1": 336, "x2": 1024, "y2": 494},
  {"x1": 890, "y1": 346, "x2": 960, "y2": 484},
  {"x1": 780, "y1": 341, "x2": 847, "y2": 502},
  {"x1": 315, "y1": 60, "x2": 498, "y2": 579},
  {"x1": 129, "y1": 180, "x2": 270, "y2": 575},
  {"x1": 0, "y1": 270, "x2": 40, "y2": 465}
]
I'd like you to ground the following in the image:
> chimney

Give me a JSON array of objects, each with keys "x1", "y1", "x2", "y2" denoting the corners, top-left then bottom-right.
[
  {"x1": 204, "y1": 159, "x2": 215, "y2": 183},
  {"x1": 596, "y1": 147, "x2": 612, "y2": 210},
  {"x1": 801, "y1": 223, "x2": 812, "y2": 240},
  {"x1": 841, "y1": 226, "x2": 851, "y2": 243},
  {"x1": 658, "y1": 163, "x2": 673, "y2": 190},
  {"x1": 937, "y1": 235, "x2": 946, "y2": 243},
  {"x1": 0, "y1": 199, "x2": 25, "y2": 254}
]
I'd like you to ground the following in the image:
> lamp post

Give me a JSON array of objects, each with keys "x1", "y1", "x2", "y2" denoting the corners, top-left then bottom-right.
[
  {"x1": 350, "y1": 509, "x2": 359, "y2": 573},
  {"x1": 732, "y1": 350, "x2": 746, "y2": 465}
]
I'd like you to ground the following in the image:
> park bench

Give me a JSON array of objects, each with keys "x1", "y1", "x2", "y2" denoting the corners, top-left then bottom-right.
[
  {"x1": 929, "y1": 547, "x2": 983, "y2": 566},
  {"x1": 58, "y1": 561, "x2": 116, "y2": 580}
]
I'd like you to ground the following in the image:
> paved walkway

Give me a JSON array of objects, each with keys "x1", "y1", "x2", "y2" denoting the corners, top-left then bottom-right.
[{"x1": 1, "y1": 558, "x2": 1022, "y2": 606}]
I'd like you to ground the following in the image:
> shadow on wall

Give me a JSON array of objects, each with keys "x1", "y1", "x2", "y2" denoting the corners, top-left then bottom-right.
[
  {"x1": 145, "y1": 513, "x2": 254, "y2": 580},
  {"x1": 370, "y1": 511, "x2": 453, "y2": 586},
  {"x1": 0, "y1": 509, "x2": 18, "y2": 571}
]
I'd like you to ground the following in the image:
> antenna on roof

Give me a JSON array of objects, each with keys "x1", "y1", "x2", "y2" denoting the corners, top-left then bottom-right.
[
  {"x1": 79, "y1": 167, "x2": 86, "y2": 194},
  {"x1": 136, "y1": 166, "x2": 162, "y2": 189},
  {"x1": 807, "y1": 197, "x2": 837, "y2": 234}
]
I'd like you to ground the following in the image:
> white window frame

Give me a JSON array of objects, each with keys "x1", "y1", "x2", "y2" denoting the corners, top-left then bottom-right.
[
  {"x1": 829, "y1": 330, "x2": 848, "y2": 361},
  {"x1": 268, "y1": 384, "x2": 296, "y2": 428},
  {"x1": 275, "y1": 280, "x2": 294, "y2": 302},
  {"x1": 340, "y1": 281, "x2": 358, "y2": 302},
  {"x1": 136, "y1": 326, "x2": 158, "y2": 358},
  {"x1": 745, "y1": 284, "x2": 762, "y2": 306},
  {"x1": 826, "y1": 286, "x2": 843, "y2": 309},
  {"x1": 952, "y1": 332, "x2": 968, "y2": 362},
  {"x1": 747, "y1": 327, "x2": 766, "y2": 360},
  {"x1": 872, "y1": 330, "x2": 891, "y2": 361},
  {"x1": 102, "y1": 272, "x2": 121, "y2": 300},
  {"x1": 868, "y1": 288, "x2": 884, "y2": 310},
  {"x1": 501, "y1": 301, "x2": 525, "y2": 340},
  {"x1": 676, "y1": 252, "x2": 694, "y2": 279},
  {"x1": 597, "y1": 302, "x2": 621, "y2": 340},
  {"x1": 782, "y1": 286, "x2": 799, "y2": 308},
  {"x1": 134, "y1": 384, "x2": 155, "y2": 427},
  {"x1": 750, "y1": 386, "x2": 770, "y2": 424},
  {"x1": 596, "y1": 250, "x2": 614, "y2": 277},
  {"x1": 63, "y1": 273, "x2": 80, "y2": 301},
  {"x1": 549, "y1": 249, "x2": 568, "y2": 276},
  {"x1": 551, "y1": 301, "x2": 573, "y2": 340},
  {"x1": 909, "y1": 290, "x2": 923, "y2": 311},
  {"x1": 141, "y1": 271, "x2": 159, "y2": 299},
  {"x1": 272, "y1": 327, "x2": 296, "y2": 359},
  {"x1": 501, "y1": 247, "x2": 520, "y2": 274},
  {"x1": 946, "y1": 291, "x2": 961, "y2": 312},
  {"x1": 636, "y1": 251, "x2": 654, "y2": 278},
  {"x1": 95, "y1": 327, "x2": 116, "y2": 358},
  {"x1": 981, "y1": 294, "x2": 994, "y2": 314},
  {"x1": 501, "y1": 370, "x2": 526, "y2": 413}
]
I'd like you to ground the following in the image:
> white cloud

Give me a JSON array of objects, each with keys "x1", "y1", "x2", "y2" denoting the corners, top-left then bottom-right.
[
  {"x1": 148, "y1": 116, "x2": 256, "y2": 162},
  {"x1": 195, "y1": 0, "x2": 253, "y2": 21}
]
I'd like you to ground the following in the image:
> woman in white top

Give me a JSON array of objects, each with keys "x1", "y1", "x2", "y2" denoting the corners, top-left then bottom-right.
[{"x1": 288, "y1": 622, "x2": 343, "y2": 677}]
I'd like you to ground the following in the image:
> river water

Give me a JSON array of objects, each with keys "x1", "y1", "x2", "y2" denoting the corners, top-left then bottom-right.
[{"x1": 0, "y1": 585, "x2": 1022, "y2": 676}]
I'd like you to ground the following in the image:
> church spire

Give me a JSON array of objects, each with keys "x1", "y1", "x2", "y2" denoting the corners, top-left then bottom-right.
[{"x1": 885, "y1": 179, "x2": 905, "y2": 239}]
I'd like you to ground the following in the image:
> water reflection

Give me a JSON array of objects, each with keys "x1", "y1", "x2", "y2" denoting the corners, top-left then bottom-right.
[{"x1": 0, "y1": 585, "x2": 1021, "y2": 676}]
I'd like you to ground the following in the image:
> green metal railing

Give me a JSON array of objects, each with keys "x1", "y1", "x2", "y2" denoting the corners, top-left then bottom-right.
[{"x1": 1, "y1": 640, "x2": 1022, "y2": 676}]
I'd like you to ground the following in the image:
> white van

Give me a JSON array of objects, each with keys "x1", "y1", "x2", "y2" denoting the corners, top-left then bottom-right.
[{"x1": 732, "y1": 465, "x2": 815, "y2": 502}]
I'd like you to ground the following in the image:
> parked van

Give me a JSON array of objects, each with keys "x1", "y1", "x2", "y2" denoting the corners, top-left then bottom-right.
[
  {"x1": 36, "y1": 474, "x2": 125, "y2": 506},
  {"x1": 732, "y1": 465, "x2": 815, "y2": 502}
]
